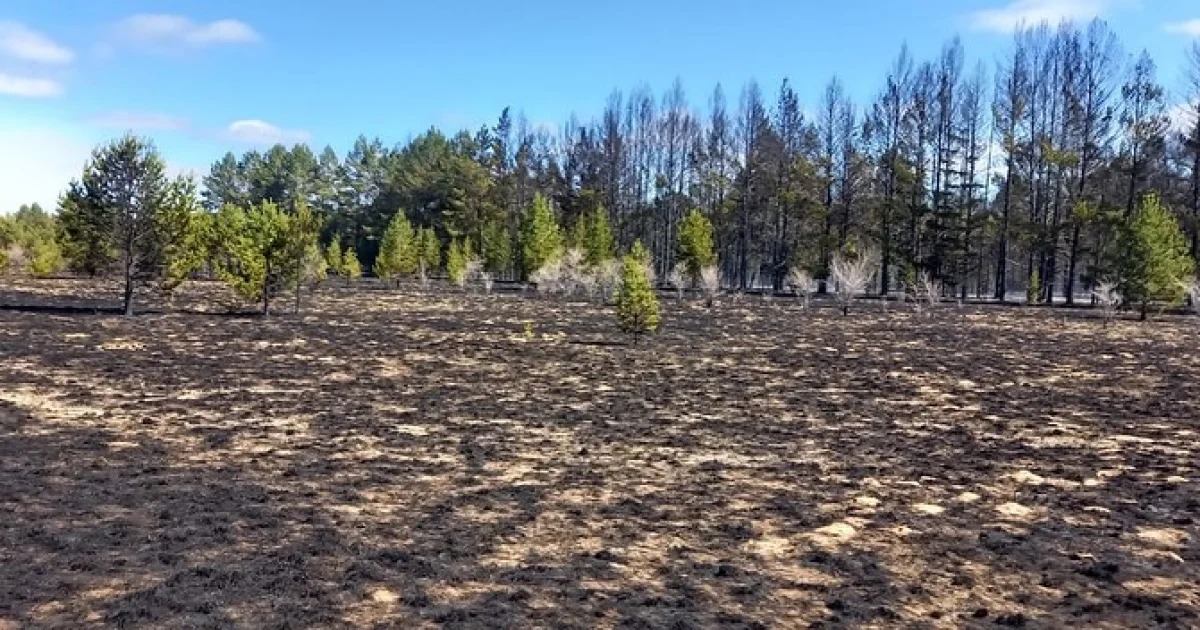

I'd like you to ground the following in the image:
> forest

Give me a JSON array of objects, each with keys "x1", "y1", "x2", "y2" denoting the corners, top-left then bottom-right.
[{"x1": 3, "y1": 20, "x2": 1200, "y2": 319}]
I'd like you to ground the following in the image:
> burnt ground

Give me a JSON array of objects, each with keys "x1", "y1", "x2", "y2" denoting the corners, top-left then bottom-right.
[{"x1": 0, "y1": 278, "x2": 1197, "y2": 629}]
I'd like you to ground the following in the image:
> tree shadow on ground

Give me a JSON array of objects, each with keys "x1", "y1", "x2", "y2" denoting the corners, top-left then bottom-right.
[{"x1": 0, "y1": 279, "x2": 1197, "y2": 627}]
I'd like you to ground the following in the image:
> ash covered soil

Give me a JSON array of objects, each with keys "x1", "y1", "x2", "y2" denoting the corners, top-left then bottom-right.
[{"x1": 1, "y1": 279, "x2": 1197, "y2": 628}]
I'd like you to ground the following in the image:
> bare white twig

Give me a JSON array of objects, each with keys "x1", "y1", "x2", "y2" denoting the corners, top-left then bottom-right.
[
  {"x1": 1093, "y1": 280, "x2": 1121, "y2": 327},
  {"x1": 830, "y1": 248, "x2": 877, "y2": 316},
  {"x1": 666, "y1": 267, "x2": 685, "y2": 300},
  {"x1": 787, "y1": 267, "x2": 813, "y2": 309},
  {"x1": 918, "y1": 271, "x2": 940, "y2": 315}
]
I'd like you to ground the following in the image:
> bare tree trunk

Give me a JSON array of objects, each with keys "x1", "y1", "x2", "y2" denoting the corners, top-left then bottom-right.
[
  {"x1": 1065, "y1": 221, "x2": 1082, "y2": 305},
  {"x1": 263, "y1": 261, "x2": 272, "y2": 317},
  {"x1": 123, "y1": 266, "x2": 135, "y2": 317}
]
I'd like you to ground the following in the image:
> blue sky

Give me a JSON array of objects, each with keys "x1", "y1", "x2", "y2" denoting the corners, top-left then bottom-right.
[{"x1": 1, "y1": 0, "x2": 1198, "y2": 211}]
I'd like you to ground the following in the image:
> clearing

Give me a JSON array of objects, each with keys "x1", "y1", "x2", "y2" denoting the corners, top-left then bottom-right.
[{"x1": 0, "y1": 279, "x2": 1197, "y2": 628}]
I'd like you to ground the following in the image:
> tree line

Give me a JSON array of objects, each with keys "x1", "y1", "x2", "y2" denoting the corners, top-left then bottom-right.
[{"x1": 2, "y1": 18, "x2": 1199, "y2": 320}]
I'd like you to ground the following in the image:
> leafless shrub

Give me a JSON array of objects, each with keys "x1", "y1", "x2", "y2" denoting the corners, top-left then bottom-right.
[
  {"x1": 3, "y1": 245, "x2": 27, "y2": 276},
  {"x1": 917, "y1": 271, "x2": 940, "y2": 315},
  {"x1": 830, "y1": 248, "x2": 877, "y2": 316},
  {"x1": 787, "y1": 267, "x2": 813, "y2": 308},
  {"x1": 418, "y1": 262, "x2": 431, "y2": 290},
  {"x1": 530, "y1": 258, "x2": 565, "y2": 296},
  {"x1": 643, "y1": 261, "x2": 657, "y2": 288},
  {"x1": 595, "y1": 259, "x2": 622, "y2": 303},
  {"x1": 699, "y1": 265, "x2": 720, "y2": 307},
  {"x1": 1182, "y1": 278, "x2": 1200, "y2": 316},
  {"x1": 465, "y1": 258, "x2": 484, "y2": 292},
  {"x1": 1094, "y1": 280, "x2": 1122, "y2": 327},
  {"x1": 666, "y1": 267, "x2": 685, "y2": 300},
  {"x1": 574, "y1": 267, "x2": 598, "y2": 300},
  {"x1": 559, "y1": 249, "x2": 588, "y2": 297}
]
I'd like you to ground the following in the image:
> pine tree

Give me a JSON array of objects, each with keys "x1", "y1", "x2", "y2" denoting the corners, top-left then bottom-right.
[
  {"x1": 28, "y1": 238, "x2": 65, "y2": 277},
  {"x1": 521, "y1": 193, "x2": 563, "y2": 278},
  {"x1": 342, "y1": 247, "x2": 362, "y2": 285},
  {"x1": 569, "y1": 216, "x2": 589, "y2": 253},
  {"x1": 582, "y1": 205, "x2": 615, "y2": 267},
  {"x1": 213, "y1": 201, "x2": 317, "y2": 316},
  {"x1": 375, "y1": 212, "x2": 419, "y2": 285},
  {"x1": 290, "y1": 204, "x2": 325, "y2": 312},
  {"x1": 447, "y1": 238, "x2": 469, "y2": 287},
  {"x1": 419, "y1": 227, "x2": 441, "y2": 275},
  {"x1": 615, "y1": 251, "x2": 661, "y2": 344},
  {"x1": 1114, "y1": 193, "x2": 1195, "y2": 320},
  {"x1": 630, "y1": 239, "x2": 653, "y2": 276},
  {"x1": 676, "y1": 208, "x2": 716, "y2": 285},
  {"x1": 57, "y1": 182, "x2": 115, "y2": 277},
  {"x1": 295, "y1": 239, "x2": 327, "y2": 314},
  {"x1": 58, "y1": 134, "x2": 184, "y2": 315},
  {"x1": 157, "y1": 175, "x2": 209, "y2": 295},
  {"x1": 480, "y1": 217, "x2": 512, "y2": 273},
  {"x1": 325, "y1": 238, "x2": 343, "y2": 279}
]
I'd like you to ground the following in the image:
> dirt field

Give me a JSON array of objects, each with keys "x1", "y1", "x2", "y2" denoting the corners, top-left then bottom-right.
[{"x1": 1, "y1": 279, "x2": 1197, "y2": 629}]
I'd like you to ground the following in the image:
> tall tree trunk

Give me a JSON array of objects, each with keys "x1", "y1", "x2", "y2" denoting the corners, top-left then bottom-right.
[
  {"x1": 122, "y1": 266, "x2": 134, "y2": 317},
  {"x1": 995, "y1": 157, "x2": 1013, "y2": 302},
  {"x1": 263, "y1": 260, "x2": 272, "y2": 317},
  {"x1": 1065, "y1": 221, "x2": 1082, "y2": 305}
]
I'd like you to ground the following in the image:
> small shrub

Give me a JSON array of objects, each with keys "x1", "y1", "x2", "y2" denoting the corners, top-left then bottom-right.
[
  {"x1": 787, "y1": 267, "x2": 813, "y2": 308},
  {"x1": 1094, "y1": 280, "x2": 1122, "y2": 327},
  {"x1": 830, "y1": 248, "x2": 877, "y2": 316},
  {"x1": 700, "y1": 265, "x2": 720, "y2": 307},
  {"x1": 666, "y1": 267, "x2": 685, "y2": 300}
]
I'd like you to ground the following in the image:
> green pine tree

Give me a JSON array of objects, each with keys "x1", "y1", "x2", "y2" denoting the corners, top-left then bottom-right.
[
  {"x1": 28, "y1": 238, "x2": 65, "y2": 277},
  {"x1": 342, "y1": 247, "x2": 362, "y2": 284},
  {"x1": 676, "y1": 208, "x2": 715, "y2": 284},
  {"x1": 290, "y1": 205, "x2": 325, "y2": 313},
  {"x1": 480, "y1": 217, "x2": 512, "y2": 273},
  {"x1": 375, "y1": 212, "x2": 419, "y2": 285},
  {"x1": 418, "y1": 227, "x2": 441, "y2": 275},
  {"x1": 325, "y1": 238, "x2": 344, "y2": 278},
  {"x1": 58, "y1": 134, "x2": 181, "y2": 314},
  {"x1": 569, "y1": 215, "x2": 588, "y2": 252},
  {"x1": 294, "y1": 239, "x2": 327, "y2": 314},
  {"x1": 0, "y1": 217, "x2": 12, "y2": 273},
  {"x1": 521, "y1": 193, "x2": 563, "y2": 279},
  {"x1": 3, "y1": 204, "x2": 65, "y2": 276},
  {"x1": 156, "y1": 175, "x2": 209, "y2": 295},
  {"x1": 582, "y1": 205, "x2": 615, "y2": 267},
  {"x1": 630, "y1": 239, "x2": 652, "y2": 271},
  {"x1": 1114, "y1": 193, "x2": 1195, "y2": 320},
  {"x1": 615, "y1": 251, "x2": 661, "y2": 344},
  {"x1": 447, "y1": 238, "x2": 469, "y2": 287},
  {"x1": 213, "y1": 201, "x2": 317, "y2": 316}
]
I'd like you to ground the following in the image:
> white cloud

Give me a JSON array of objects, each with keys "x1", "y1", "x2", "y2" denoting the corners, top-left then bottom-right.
[
  {"x1": 970, "y1": 0, "x2": 1112, "y2": 33},
  {"x1": 0, "y1": 21, "x2": 73, "y2": 64},
  {"x1": 89, "y1": 112, "x2": 190, "y2": 131},
  {"x1": 1164, "y1": 19, "x2": 1200, "y2": 37},
  {"x1": 114, "y1": 14, "x2": 261, "y2": 50},
  {"x1": 223, "y1": 119, "x2": 311, "y2": 145},
  {"x1": 0, "y1": 73, "x2": 63, "y2": 98},
  {"x1": 0, "y1": 125, "x2": 91, "y2": 212}
]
